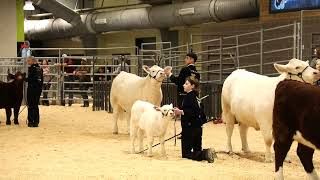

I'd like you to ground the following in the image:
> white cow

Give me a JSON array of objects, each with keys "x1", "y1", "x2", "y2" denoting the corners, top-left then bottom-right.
[
  {"x1": 130, "y1": 100, "x2": 174, "y2": 156},
  {"x1": 110, "y1": 65, "x2": 172, "y2": 134},
  {"x1": 221, "y1": 58, "x2": 320, "y2": 162}
]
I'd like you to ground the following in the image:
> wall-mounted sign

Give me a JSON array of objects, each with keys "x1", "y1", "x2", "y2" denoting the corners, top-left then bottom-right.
[{"x1": 270, "y1": 0, "x2": 320, "y2": 13}]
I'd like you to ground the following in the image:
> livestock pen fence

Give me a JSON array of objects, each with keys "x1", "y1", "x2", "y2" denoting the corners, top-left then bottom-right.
[
  {"x1": 141, "y1": 22, "x2": 301, "y2": 119},
  {"x1": 0, "y1": 22, "x2": 301, "y2": 119}
]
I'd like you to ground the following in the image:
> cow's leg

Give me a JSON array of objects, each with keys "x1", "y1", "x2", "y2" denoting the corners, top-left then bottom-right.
[
  {"x1": 239, "y1": 124, "x2": 250, "y2": 153},
  {"x1": 138, "y1": 129, "x2": 144, "y2": 153},
  {"x1": 297, "y1": 143, "x2": 319, "y2": 180},
  {"x1": 112, "y1": 105, "x2": 120, "y2": 134},
  {"x1": 13, "y1": 106, "x2": 20, "y2": 125},
  {"x1": 261, "y1": 125, "x2": 274, "y2": 162},
  {"x1": 147, "y1": 135, "x2": 154, "y2": 157},
  {"x1": 160, "y1": 136, "x2": 166, "y2": 156},
  {"x1": 124, "y1": 111, "x2": 131, "y2": 135},
  {"x1": 224, "y1": 111, "x2": 235, "y2": 153},
  {"x1": 274, "y1": 139, "x2": 293, "y2": 180},
  {"x1": 130, "y1": 126, "x2": 138, "y2": 154},
  {"x1": 5, "y1": 108, "x2": 12, "y2": 125}
]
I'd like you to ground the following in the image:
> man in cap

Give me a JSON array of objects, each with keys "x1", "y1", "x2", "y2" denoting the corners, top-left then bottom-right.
[{"x1": 164, "y1": 52, "x2": 200, "y2": 108}]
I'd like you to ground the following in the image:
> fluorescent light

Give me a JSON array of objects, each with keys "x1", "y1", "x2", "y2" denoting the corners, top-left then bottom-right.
[
  {"x1": 23, "y1": 1, "x2": 35, "y2": 11},
  {"x1": 178, "y1": 8, "x2": 195, "y2": 16}
]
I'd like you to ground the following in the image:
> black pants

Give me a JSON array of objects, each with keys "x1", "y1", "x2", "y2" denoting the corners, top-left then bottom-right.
[
  {"x1": 62, "y1": 76, "x2": 74, "y2": 105},
  {"x1": 27, "y1": 87, "x2": 42, "y2": 126},
  {"x1": 42, "y1": 83, "x2": 51, "y2": 105},
  {"x1": 181, "y1": 127, "x2": 206, "y2": 161},
  {"x1": 80, "y1": 83, "x2": 89, "y2": 106}
]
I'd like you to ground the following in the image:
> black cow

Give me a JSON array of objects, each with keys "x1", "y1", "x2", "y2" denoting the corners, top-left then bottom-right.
[
  {"x1": 273, "y1": 80, "x2": 320, "y2": 180},
  {"x1": 0, "y1": 72, "x2": 26, "y2": 125}
]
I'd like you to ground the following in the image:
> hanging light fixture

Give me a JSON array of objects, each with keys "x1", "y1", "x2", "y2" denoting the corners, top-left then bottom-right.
[{"x1": 23, "y1": 0, "x2": 35, "y2": 11}]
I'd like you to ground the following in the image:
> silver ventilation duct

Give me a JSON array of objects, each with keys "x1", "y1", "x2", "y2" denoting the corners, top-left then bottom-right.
[
  {"x1": 25, "y1": 0, "x2": 259, "y2": 40},
  {"x1": 32, "y1": 0, "x2": 82, "y2": 26}
]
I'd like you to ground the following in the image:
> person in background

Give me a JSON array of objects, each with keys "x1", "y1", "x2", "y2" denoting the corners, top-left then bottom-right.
[
  {"x1": 17, "y1": 41, "x2": 32, "y2": 72},
  {"x1": 62, "y1": 54, "x2": 76, "y2": 106},
  {"x1": 94, "y1": 67, "x2": 106, "y2": 81},
  {"x1": 173, "y1": 76, "x2": 216, "y2": 163},
  {"x1": 74, "y1": 58, "x2": 91, "y2": 107},
  {"x1": 113, "y1": 56, "x2": 130, "y2": 74},
  {"x1": 41, "y1": 59, "x2": 51, "y2": 106},
  {"x1": 26, "y1": 56, "x2": 43, "y2": 127},
  {"x1": 21, "y1": 41, "x2": 32, "y2": 58},
  {"x1": 310, "y1": 47, "x2": 320, "y2": 85}
]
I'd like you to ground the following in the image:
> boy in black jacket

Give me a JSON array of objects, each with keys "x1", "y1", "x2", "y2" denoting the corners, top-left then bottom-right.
[
  {"x1": 165, "y1": 52, "x2": 200, "y2": 108},
  {"x1": 174, "y1": 76, "x2": 216, "y2": 163},
  {"x1": 26, "y1": 56, "x2": 43, "y2": 127}
]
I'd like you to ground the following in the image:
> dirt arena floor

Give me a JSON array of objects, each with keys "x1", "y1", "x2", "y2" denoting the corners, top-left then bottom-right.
[{"x1": 0, "y1": 105, "x2": 319, "y2": 180}]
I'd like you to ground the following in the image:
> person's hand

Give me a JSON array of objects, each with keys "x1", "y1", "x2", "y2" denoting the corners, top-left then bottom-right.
[
  {"x1": 164, "y1": 66, "x2": 172, "y2": 76},
  {"x1": 173, "y1": 107, "x2": 183, "y2": 116}
]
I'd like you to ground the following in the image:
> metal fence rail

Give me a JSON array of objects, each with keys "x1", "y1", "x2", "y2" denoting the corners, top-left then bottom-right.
[{"x1": 0, "y1": 22, "x2": 301, "y2": 119}]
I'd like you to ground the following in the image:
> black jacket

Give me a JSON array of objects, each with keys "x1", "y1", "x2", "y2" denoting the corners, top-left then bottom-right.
[
  {"x1": 170, "y1": 64, "x2": 200, "y2": 94},
  {"x1": 181, "y1": 90, "x2": 203, "y2": 128},
  {"x1": 27, "y1": 63, "x2": 43, "y2": 89}
]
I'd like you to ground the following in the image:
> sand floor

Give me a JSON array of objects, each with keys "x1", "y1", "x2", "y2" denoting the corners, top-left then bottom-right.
[{"x1": 0, "y1": 105, "x2": 318, "y2": 180}]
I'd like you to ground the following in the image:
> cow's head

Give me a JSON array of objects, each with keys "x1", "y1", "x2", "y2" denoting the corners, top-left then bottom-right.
[
  {"x1": 7, "y1": 73, "x2": 15, "y2": 82},
  {"x1": 154, "y1": 103, "x2": 174, "y2": 118},
  {"x1": 143, "y1": 65, "x2": 172, "y2": 82},
  {"x1": 7, "y1": 71, "x2": 26, "y2": 83},
  {"x1": 274, "y1": 58, "x2": 320, "y2": 84},
  {"x1": 15, "y1": 72, "x2": 26, "y2": 81}
]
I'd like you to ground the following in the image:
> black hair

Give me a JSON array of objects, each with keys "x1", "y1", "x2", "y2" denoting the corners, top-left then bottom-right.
[{"x1": 186, "y1": 52, "x2": 198, "y2": 62}]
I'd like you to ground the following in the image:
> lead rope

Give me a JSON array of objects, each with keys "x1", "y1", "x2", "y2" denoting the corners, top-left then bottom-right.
[{"x1": 174, "y1": 115, "x2": 177, "y2": 146}]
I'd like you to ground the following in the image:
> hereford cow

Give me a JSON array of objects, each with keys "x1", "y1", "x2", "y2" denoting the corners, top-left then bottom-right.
[
  {"x1": 273, "y1": 80, "x2": 320, "y2": 180},
  {"x1": 0, "y1": 71, "x2": 26, "y2": 125},
  {"x1": 222, "y1": 58, "x2": 320, "y2": 162},
  {"x1": 110, "y1": 65, "x2": 172, "y2": 134}
]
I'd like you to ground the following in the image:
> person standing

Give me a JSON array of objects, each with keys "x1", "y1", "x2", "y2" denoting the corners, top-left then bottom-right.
[
  {"x1": 309, "y1": 47, "x2": 320, "y2": 69},
  {"x1": 74, "y1": 58, "x2": 91, "y2": 107},
  {"x1": 63, "y1": 55, "x2": 76, "y2": 106},
  {"x1": 93, "y1": 67, "x2": 106, "y2": 81},
  {"x1": 26, "y1": 56, "x2": 43, "y2": 127},
  {"x1": 41, "y1": 59, "x2": 51, "y2": 106},
  {"x1": 165, "y1": 52, "x2": 200, "y2": 108}
]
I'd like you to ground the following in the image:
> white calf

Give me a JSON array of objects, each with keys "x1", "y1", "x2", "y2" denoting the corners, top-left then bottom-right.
[{"x1": 130, "y1": 100, "x2": 174, "y2": 157}]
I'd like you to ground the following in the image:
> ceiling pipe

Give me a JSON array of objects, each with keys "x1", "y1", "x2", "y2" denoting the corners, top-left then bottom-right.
[
  {"x1": 31, "y1": 0, "x2": 82, "y2": 26},
  {"x1": 25, "y1": 0, "x2": 259, "y2": 40}
]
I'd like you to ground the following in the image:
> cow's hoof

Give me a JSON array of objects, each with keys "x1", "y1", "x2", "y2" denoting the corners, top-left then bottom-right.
[
  {"x1": 242, "y1": 149, "x2": 251, "y2": 154},
  {"x1": 113, "y1": 132, "x2": 118, "y2": 134},
  {"x1": 6, "y1": 121, "x2": 11, "y2": 125}
]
